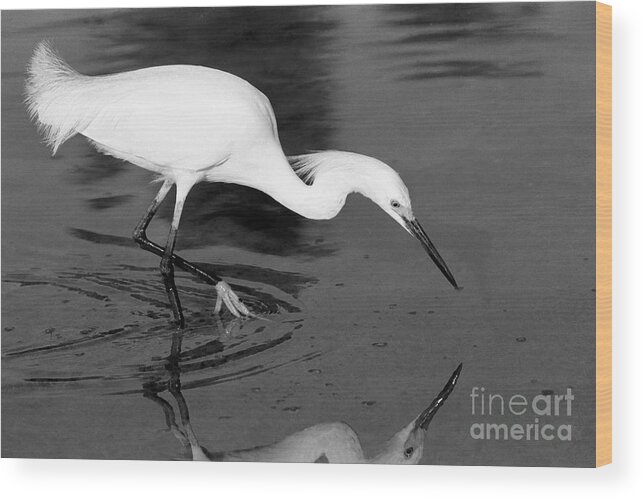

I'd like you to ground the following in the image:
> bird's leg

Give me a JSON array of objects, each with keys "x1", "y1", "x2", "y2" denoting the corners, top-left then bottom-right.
[
  {"x1": 160, "y1": 184, "x2": 189, "y2": 328},
  {"x1": 142, "y1": 332, "x2": 195, "y2": 457},
  {"x1": 133, "y1": 181, "x2": 221, "y2": 285},
  {"x1": 143, "y1": 391, "x2": 191, "y2": 451},
  {"x1": 133, "y1": 179, "x2": 172, "y2": 249},
  {"x1": 133, "y1": 179, "x2": 173, "y2": 240},
  {"x1": 167, "y1": 369, "x2": 209, "y2": 461},
  {"x1": 133, "y1": 181, "x2": 253, "y2": 320},
  {"x1": 133, "y1": 180, "x2": 222, "y2": 286}
]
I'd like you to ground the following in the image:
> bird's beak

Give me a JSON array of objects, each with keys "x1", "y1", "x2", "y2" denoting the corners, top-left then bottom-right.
[
  {"x1": 414, "y1": 363, "x2": 463, "y2": 431},
  {"x1": 403, "y1": 216, "x2": 459, "y2": 289}
]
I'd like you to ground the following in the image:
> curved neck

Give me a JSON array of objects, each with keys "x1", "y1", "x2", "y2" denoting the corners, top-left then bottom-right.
[
  {"x1": 224, "y1": 423, "x2": 367, "y2": 463},
  {"x1": 252, "y1": 157, "x2": 352, "y2": 220},
  {"x1": 280, "y1": 175, "x2": 351, "y2": 220}
]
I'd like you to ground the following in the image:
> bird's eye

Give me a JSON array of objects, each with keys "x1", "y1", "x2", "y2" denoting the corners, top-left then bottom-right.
[
  {"x1": 390, "y1": 200, "x2": 401, "y2": 209},
  {"x1": 404, "y1": 447, "x2": 414, "y2": 458}
]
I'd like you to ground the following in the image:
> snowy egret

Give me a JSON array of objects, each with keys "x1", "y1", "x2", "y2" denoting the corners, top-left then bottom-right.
[
  {"x1": 26, "y1": 41, "x2": 458, "y2": 328},
  {"x1": 146, "y1": 363, "x2": 462, "y2": 464}
]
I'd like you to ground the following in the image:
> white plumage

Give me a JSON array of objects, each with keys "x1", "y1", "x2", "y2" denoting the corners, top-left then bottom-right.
[
  {"x1": 151, "y1": 363, "x2": 462, "y2": 463},
  {"x1": 26, "y1": 41, "x2": 278, "y2": 174},
  {"x1": 26, "y1": 42, "x2": 96, "y2": 154},
  {"x1": 25, "y1": 41, "x2": 457, "y2": 326}
]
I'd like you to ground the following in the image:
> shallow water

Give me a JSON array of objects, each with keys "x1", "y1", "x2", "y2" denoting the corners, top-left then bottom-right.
[{"x1": 2, "y1": 3, "x2": 595, "y2": 466}]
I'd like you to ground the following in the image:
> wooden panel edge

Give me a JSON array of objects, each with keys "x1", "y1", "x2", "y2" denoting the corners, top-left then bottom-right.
[{"x1": 595, "y1": 1, "x2": 612, "y2": 468}]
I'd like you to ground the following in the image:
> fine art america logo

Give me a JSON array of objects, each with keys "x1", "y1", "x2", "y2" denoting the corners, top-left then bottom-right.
[{"x1": 469, "y1": 387, "x2": 574, "y2": 441}]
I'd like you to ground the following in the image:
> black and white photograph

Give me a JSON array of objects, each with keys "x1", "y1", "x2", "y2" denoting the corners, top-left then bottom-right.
[{"x1": 1, "y1": 0, "x2": 613, "y2": 475}]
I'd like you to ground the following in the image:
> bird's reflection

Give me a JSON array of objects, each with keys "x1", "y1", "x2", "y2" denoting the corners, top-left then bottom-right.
[{"x1": 144, "y1": 332, "x2": 461, "y2": 464}]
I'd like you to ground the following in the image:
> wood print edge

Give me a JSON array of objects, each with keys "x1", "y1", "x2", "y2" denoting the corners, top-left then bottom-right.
[{"x1": 595, "y1": 1, "x2": 612, "y2": 468}]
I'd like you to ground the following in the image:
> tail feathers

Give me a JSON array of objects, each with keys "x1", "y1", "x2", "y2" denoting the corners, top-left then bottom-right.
[{"x1": 25, "y1": 41, "x2": 94, "y2": 154}]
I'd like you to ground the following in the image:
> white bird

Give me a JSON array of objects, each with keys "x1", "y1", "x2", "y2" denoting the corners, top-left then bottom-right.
[
  {"x1": 147, "y1": 363, "x2": 462, "y2": 464},
  {"x1": 26, "y1": 41, "x2": 458, "y2": 328}
]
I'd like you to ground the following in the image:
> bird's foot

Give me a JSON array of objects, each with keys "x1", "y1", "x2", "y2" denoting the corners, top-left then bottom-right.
[
  {"x1": 214, "y1": 316, "x2": 243, "y2": 338},
  {"x1": 214, "y1": 280, "x2": 254, "y2": 319}
]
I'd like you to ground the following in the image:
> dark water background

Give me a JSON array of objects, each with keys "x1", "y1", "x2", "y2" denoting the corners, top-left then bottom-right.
[{"x1": 2, "y1": 3, "x2": 595, "y2": 466}]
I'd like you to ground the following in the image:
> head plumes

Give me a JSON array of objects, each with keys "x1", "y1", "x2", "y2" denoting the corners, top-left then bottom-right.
[
  {"x1": 288, "y1": 150, "x2": 413, "y2": 221},
  {"x1": 288, "y1": 150, "x2": 458, "y2": 288}
]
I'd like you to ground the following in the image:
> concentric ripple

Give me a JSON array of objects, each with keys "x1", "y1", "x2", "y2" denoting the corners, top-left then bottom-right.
[{"x1": 2, "y1": 263, "x2": 319, "y2": 393}]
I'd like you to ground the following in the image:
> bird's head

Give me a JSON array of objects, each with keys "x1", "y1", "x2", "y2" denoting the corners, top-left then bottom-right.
[
  {"x1": 290, "y1": 150, "x2": 458, "y2": 288},
  {"x1": 370, "y1": 363, "x2": 462, "y2": 465},
  {"x1": 349, "y1": 153, "x2": 459, "y2": 289}
]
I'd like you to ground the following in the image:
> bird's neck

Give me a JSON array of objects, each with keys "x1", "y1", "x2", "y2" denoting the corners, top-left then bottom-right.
[
  {"x1": 289, "y1": 176, "x2": 351, "y2": 220},
  {"x1": 223, "y1": 422, "x2": 367, "y2": 463},
  {"x1": 257, "y1": 161, "x2": 352, "y2": 220}
]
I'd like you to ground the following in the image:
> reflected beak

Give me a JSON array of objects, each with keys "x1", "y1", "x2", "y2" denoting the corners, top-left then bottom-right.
[
  {"x1": 404, "y1": 217, "x2": 459, "y2": 289},
  {"x1": 414, "y1": 363, "x2": 463, "y2": 431}
]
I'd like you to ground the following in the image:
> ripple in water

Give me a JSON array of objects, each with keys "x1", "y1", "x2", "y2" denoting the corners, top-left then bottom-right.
[{"x1": 2, "y1": 264, "x2": 319, "y2": 393}]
